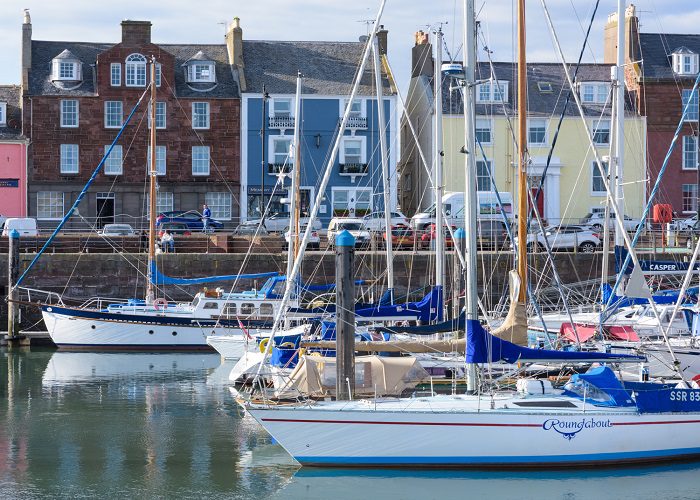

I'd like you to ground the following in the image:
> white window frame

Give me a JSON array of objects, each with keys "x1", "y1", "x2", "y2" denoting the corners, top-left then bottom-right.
[
  {"x1": 674, "y1": 53, "x2": 699, "y2": 76},
  {"x1": 148, "y1": 102, "x2": 167, "y2": 129},
  {"x1": 268, "y1": 136, "x2": 293, "y2": 172},
  {"x1": 270, "y1": 97, "x2": 293, "y2": 118},
  {"x1": 331, "y1": 187, "x2": 373, "y2": 217},
  {"x1": 187, "y1": 63, "x2": 215, "y2": 83},
  {"x1": 682, "y1": 89, "x2": 699, "y2": 121},
  {"x1": 580, "y1": 82, "x2": 610, "y2": 104},
  {"x1": 340, "y1": 136, "x2": 367, "y2": 164},
  {"x1": 683, "y1": 135, "x2": 698, "y2": 170},
  {"x1": 476, "y1": 159, "x2": 493, "y2": 191},
  {"x1": 147, "y1": 145, "x2": 167, "y2": 176},
  {"x1": 683, "y1": 184, "x2": 698, "y2": 213},
  {"x1": 104, "y1": 145, "x2": 123, "y2": 175},
  {"x1": 527, "y1": 118, "x2": 548, "y2": 146},
  {"x1": 192, "y1": 102, "x2": 210, "y2": 129},
  {"x1": 475, "y1": 118, "x2": 492, "y2": 145},
  {"x1": 60, "y1": 100, "x2": 79, "y2": 128},
  {"x1": 155, "y1": 63, "x2": 162, "y2": 87},
  {"x1": 591, "y1": 119, "x2": 611, "y2": 146},
  {"x1": 205, "y1": 192, "x2": 232, "y2": 220},
  {"x1": 0, "y1": 102, "x2": 5, "y2": 126},
  {"x1": 37, "y1": 191, "x2": 64, "y2": 220},
  {"x1": 149, "y1": 191, "x2": 173, "y2": 215},
  {"x1": 125, "y1": 53, "x2": 147, "y2": 87},
  {"x1": 110, "y1": 63, "x2": 121, "y2": 86},
  {"x1": 475, "y1": 80, "x2": 509, "y2": 103},
  {"x1": 591, "y1": 160, "x2": 609, "y2": 196},
  {"x1": 60, "y1": 144, "x2": 79, "y2": 174},
  {"x1": 340, "y1": 98, "x2": 366, "y2": 117},
  {"x1": 192, "y1": 146, "x2": 210, "y2": 176},
  {"x1": 104, "y1": 101, "x2": 123, "y2": 129}
]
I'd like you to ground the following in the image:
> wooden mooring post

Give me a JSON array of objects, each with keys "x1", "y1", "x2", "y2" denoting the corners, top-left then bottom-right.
[
  {"x1": 5, "y1": 229, "x2": 23, "y2": 345},
  {"x1": 335, "y1": 230, "x2": 355, "y2": 401}
]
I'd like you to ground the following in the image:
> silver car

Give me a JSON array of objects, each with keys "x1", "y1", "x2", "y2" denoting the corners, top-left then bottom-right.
[{"x1": 527, "y1": 225, "x2": 601, "y2": 253}]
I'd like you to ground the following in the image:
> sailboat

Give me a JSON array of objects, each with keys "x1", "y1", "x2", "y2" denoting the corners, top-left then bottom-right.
[{"x1": 241, "y1": 0, "x2": 700, "y2": 468}]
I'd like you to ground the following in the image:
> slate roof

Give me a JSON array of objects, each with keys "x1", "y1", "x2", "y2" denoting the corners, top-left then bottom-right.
[
  {"x1": 242, "y1": 40, "x2": 393, "y2": 95},
  {"x1": 0, "y1": 85, "x2": 25, "y2": 140},
  {"x1": 28, "y1": 40, "x2": 239, "y2": 98},
  {"x1": 441, "y1": 61, "x2": 633, "y2": 117},
  {"x1": 639, "y1": 33, "x2": 700, "y2": 80}
]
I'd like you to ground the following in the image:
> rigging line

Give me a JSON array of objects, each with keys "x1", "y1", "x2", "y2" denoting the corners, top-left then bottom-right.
[{"x1": 14, "y1": 86, "x2": 150, "y2": 289}]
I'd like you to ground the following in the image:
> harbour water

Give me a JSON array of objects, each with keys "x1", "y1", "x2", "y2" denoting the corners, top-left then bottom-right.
[{"x1": 2, "y1": 348, "x2": 700, "y2": 500}]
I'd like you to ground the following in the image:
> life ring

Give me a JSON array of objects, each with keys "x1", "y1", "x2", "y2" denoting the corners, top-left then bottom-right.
[
  {"x1": 154, "y1": 298, "x2": 168, "y2": 310},
  {"x1": 259, "y1": 338, "x2": 270, "y2": 353},
  {"x1": 279, "y1": 342, "x2": 296, "y2": 349}
]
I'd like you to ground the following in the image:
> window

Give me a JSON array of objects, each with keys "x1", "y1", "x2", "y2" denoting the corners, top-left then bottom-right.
[
  {"x1": 0, "y1": 102, "x2": 5, "y2": 126},
  {"x1": 104, "y1": 145, "x2": 123, "y2": 175},
  {"x1": 591, "y1": 160, "x2": 610, "y2": 194},
  {"x1": 475, "y1": 119, "x2": 492, "y2": 144},
  {"x1": 60, "y1": 144, "x2": 79, "y2": 174},
  {"x1": 340, "y1": 137, "x2": 367, "y2": 175},
  {"x1": 580, "y1": 82, "x2": 609, "y2": 104},
  {"x1": 147, "y1": 145, "x2": 167, "y2": 175},
  {"x1": 60, "y1": 100, "x2": 78, "y2": 128},
  {"x1": 332, "y1": 187, "x2": 372, "y2": 217},
  {"x1": 592, "y1": 119, "x2": 611, "y2": 145},
  {"x1": 51, "y1": 52, "x2": 82, "y2": 82},
  {"x1": 272, "y1": 98, "x2": 292, "y2": 117},
  {"x1": 673, "y1": 51, "x2": 699, "y2": 76},
  {"x1": 59, "y1": 62, "x2": 76, "y2": 79},
  {"x1": 683, "y1": 184, "x2": 698, "y2": 213},
  {"x1": 682, "y1": 89, "x2": 699, "y2": 121},
  {"x1": 192, "y1": 146, "x2": 210, "y2": 175},
  {"x1": 476, "y1": 160, "x2": 492, "y2": 191},
  {"x1": 125, "y1": 53, "x2": 147, "y2": 87},
  {"x1": 475, "y1": 80, "x2": 508, "y2": 103},
  {"x1": 186, "y1": 62, "x2": 215, "y2": 83},
  {"x1": 269, "y1": 136, "x2": 293, "y2": 172},
  {"x1": 110, "y1": 63, "x2": 121, "y2": 86},
  {"x1": 192, "y1": 102, "x2": 210, "y2": 129},
  {"x1": 683, "y1": 135, "x2": 698, "y2": 170},
  {"x1": 528, "y1": 118, "x2": 547, "y2": 145},
  {"x1": 148, "y1": 102, "x2": 166, "y2": 129},
  {"x1": 104, "y1": 101, "x2": 123, "y2": 128},
  {"x1": 157, "y1": 192, "x2": 173, "y2": 214},
  {"x1": 205, "y1": 192, "x2": 232, "y2": 220},
  {"x1": 343, "y1": 139, "x2": 362, "y2": 164},
  {"x1": 155, "y1": 63, "x2": 162, "y2": 87},
  {"x1": 37, "y1": 191, "x2": 64, "y2": 220}
]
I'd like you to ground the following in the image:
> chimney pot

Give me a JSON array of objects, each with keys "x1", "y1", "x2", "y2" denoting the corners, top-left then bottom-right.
[{"x1": 121, "y1": 20, "x2": 152, "y2": 47}]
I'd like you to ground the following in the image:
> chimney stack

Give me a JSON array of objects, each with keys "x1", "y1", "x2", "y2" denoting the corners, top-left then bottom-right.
[
  {"x1": 376, "y1": 25, "x2": 388, "y2": 56},
  {"x1": 603, "y1": 4, "x2": 638, "y2": 65},
  {"x1": 120, "y1": 20, "x2": 152, "y2": 47},
  {"x1": 21, "y1": 9, "x2": 32, "y2": 91},
  {"x1": 226, "y1": 17, "x2": 246, "y2": 91},
  {"x1": 411, "y1": 31, "x2": 433, "y2": 78}
]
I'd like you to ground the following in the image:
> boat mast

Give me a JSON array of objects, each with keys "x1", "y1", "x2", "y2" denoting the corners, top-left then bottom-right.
[
  {"x1": 146, "y1": 58, "x2": 157, "y2": 305},
  {"x1": 516, "y1": 0, "x2": 527, "y2": 305},
  {"x1": 372, "y1": 36, "x2": 394, "y2": 304},
  {"x1": 463, "y1": 0, "x2": 478, "y2": 391},
  {"x1": 285, "y1": 72, "x2": 302, "y2": 318},
  {"x1": 613, "y1": 0, "x2": 626, "y2": 253},
  {"x1": 434, "y1": 28, "x2": 445, "y2": 317}
]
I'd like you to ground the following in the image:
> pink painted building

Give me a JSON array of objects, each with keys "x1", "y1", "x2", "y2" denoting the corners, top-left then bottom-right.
[{"x1": 0, "y1": 85, "x2": 27, "y2": 217}]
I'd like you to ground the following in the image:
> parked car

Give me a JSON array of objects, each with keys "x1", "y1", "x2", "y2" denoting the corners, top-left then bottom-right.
[
  {"x1": 672, "y1": 214, "x2": 697, "y2": 232},
  {"x1": 2, "y1": 217, "x2": 38, "y2": 237},
  {"x1": 155, "y1": 210, "x2": 223, "y2": 233},
  {"x1": 283, "y1": 225, "x2": 320, "y2": 250},
  {"x1": 327, "y1": 218, "x2": 371, "y2": 247},
  {"x1": 248, "y1": 214, "x2": 322, "y2": 233},
  {"x1": 361, "y1": 211, "x2": 410, "y2": 232},
  {"x1": 476, "y1": 219, "x2": 510, "y2": 250},
  {"x1": 420, "y1": 224, "x2": 456, "y2": 249},
  {"x1": 98, "y1": 223, "x2": 136, "y2": 237},
  {"x1": 411, "y1": 191, "x2": 514, "y2": 230},
  {"x1": 158, "y1": 222, "x2": 192, "y2": 238},
  {"x1": 232, "y1": 221, "x2": 269, "y2": 236},
  {"x1": 527, "y1": 225, "x2": 600, "y2": 253},
  {"x1": 580, "y1": 212, "x2": 642, "y2": 232},
  {"x1": 383, "y1": 224, "x2": 416, "y2": 248}
]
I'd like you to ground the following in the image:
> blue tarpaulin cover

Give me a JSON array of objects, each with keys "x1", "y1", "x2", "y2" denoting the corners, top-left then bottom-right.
[{"x1": 150, "y1": 261, "x2": 278, "y2": 286}]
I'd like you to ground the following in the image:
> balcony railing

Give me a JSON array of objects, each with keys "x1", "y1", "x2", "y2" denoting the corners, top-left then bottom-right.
[
  {"x1": 339, "y1": 163, "x2": 368, "y2": 176},
  {"x1": 268, "y1": 163, "x2": 291, "y2": 175},
  {"x1": 341, "y1": 115, "x2": 367, "y2": 129},
  {"x1": 268, "y1": 115, "x2": 295, "y2": 129}
]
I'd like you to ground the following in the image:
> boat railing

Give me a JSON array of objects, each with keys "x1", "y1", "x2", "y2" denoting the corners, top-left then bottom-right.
[
  {"x1": 17, "y1": 287, "x2": 66, "y2": 307},
  {"x1": 77, "y1": 296, "x2": 139, "y2": 310}
]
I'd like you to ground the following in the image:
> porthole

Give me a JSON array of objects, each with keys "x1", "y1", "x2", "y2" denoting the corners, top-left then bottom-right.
[
  {"x1": 149, "y1": 330, "x2": 154, "y2": 334},
  {"x1": 91, "y1": 325, "x2": 96, "y2": 329},
  {"x1": 172, "y1": 331, "x2": 177, "y2": 336}
]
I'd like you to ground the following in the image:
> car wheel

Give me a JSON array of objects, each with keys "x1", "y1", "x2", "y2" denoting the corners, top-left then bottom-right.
[{"x1": 579, "y1": 242, "x2": 596, "y2": 253}]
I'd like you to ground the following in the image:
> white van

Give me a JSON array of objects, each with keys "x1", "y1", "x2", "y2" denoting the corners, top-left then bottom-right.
[
  {"x1": 411, "y1": 191, "x2": 513, "y2": 230},
  {"x1": 2, "y1": 217, "x2": 38, "y2": 237}
]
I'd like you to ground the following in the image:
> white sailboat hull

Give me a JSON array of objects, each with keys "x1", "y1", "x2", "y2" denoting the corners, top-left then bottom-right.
[
  {"x1": 247, "y1": 396, "x2": 700, "y2": 467},
  {"x1": 206, "y1": 335, "x2": 252, "y2": 360}
]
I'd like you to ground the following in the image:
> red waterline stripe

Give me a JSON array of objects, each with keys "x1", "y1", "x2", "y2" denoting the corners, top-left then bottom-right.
[{"x1": 260, "y1": 418, "x2": 700, "y2": 427}]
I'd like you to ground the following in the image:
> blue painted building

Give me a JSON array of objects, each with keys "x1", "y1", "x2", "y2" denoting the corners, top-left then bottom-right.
[{"x1": 236, "y1": 24, "x2": 398, "y2": 226}]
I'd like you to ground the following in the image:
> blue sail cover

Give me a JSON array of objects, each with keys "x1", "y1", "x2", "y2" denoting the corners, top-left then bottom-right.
[
  {"x1": 378, "y1": 312, "x2": 465, "y2": 336},
  {"x1": 465, "y1": 319, "x2": 645, "y2": 364},
  {"x1": 615, "y1": 246, "x2": 700, "y2": 276},
  {"x1": 149, "y1": 261, "x2": 279, "y2": 286},
  {"x1": 601, "y1": 283, "x2": 698, "y2": 307}
]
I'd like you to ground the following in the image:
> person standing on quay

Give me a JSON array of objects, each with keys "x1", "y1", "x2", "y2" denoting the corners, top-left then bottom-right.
[{"x1": 202, "y1": 204, "x2": 211, "y2": 233}]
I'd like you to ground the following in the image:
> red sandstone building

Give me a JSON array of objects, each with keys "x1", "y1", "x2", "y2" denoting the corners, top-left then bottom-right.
[{"x1": 20, "y1": 13, "x2": 242, "y2": 229}]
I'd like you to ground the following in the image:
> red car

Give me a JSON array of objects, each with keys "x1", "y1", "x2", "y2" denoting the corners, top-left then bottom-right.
[
  {"x1": 420, "y1": 223, "x2": 456, "y2": 249},
  {"x1": 382, "y1": 224, "x2": 416, "y2": 248}
]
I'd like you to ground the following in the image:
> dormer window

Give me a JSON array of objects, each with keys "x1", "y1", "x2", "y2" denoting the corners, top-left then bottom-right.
[
  {"x1": 580, "y1": 82, "x2": 610, "y2": 104},
  {"x1": 51, "y1": 49, "x2": 82, "y2": 82},
  {"x1": 475, "y1": 80, "x2": 508, "y2": 103},
  {"x1": 125, "y1": 53, "x2": 147, "y2": 87},
  {"x1": 0, "y1": 102, "x2": 6, "y2": 126},
  {"x1": 184, "y1": 51, "x2": 216, "y2": 83},
  {"x1": 672, "y1": 47, "x2": 699, "y2": 76}
]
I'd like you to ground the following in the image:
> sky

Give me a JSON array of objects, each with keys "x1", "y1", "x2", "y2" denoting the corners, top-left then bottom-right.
[{"x1": 1, "y1": 0, "x2": 699, "y2": 91}]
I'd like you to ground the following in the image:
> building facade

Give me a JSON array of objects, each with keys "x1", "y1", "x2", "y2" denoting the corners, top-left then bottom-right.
[
  {"x1": 21, "y1": 14, "x2": 241, "y2": 230},
  {"x1": 238, "y1": 24, "x2": 398, "y2": 225},
  {"x1": 399, "y1": 34, "x2": 647, "y2": 222},
  {"x1": 0, "y1": 85, "x2": 28, "y2": 217}
]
